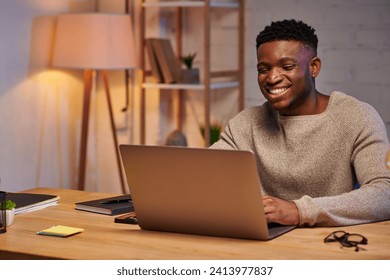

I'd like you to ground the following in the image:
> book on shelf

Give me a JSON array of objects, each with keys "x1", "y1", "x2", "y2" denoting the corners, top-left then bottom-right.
[
  {"x1": 150, "y1": 38, "x2": 182, "y2": 83},
  {"x1": 6, "y1": 192, "x2": 60, "y2": 214},
  {"x1": 75, "y1": 194, "x2": 133, "y2": 215},
  {"x1": 145, "y1": 38, "x2": 163, "y2": 83}
]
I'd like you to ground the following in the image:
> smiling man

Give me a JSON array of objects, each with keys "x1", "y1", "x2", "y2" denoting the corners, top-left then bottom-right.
[{"x1": 211, "y1": 19, "x2": 390, "y2": 227}]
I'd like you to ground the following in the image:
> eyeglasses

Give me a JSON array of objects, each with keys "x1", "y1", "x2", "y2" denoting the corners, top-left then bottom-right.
[{"x1": 324, "y1": 230, "x2": 368, "y2": 252}]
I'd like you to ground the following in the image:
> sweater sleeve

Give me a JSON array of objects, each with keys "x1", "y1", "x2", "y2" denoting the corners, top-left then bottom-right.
[
  {"x1": 210, "y1": 107, "x2": 261, "y2": 151},
  {"x1": 294, "y1": 102, "x2": 390, "y2": 226},
  {"x1": 210, "y1": 123, "x2": 238, "y2": 150}
]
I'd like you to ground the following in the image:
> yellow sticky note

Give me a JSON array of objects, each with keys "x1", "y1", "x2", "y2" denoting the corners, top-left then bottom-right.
[{"x1": 37, "y1": 225, "x2": 84, "y2": 237}]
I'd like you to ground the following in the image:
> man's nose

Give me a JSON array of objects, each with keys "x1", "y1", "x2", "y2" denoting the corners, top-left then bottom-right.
[{"x1": 267, "y1": 69, "x2": 283, "y2": 84}]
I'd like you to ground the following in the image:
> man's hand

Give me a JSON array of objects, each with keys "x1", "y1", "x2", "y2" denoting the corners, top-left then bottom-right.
[{"x1": 263, "y1": 195, "x2": 300, "y2": 225}]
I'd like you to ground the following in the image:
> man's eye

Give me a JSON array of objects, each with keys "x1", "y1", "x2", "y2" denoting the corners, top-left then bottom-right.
[
  {"x1": 283, "y1": 64, "x2": 295, "y2": 71},
  {"x1": 257, "y1": 68, "x2": 268, "y2": 74}
]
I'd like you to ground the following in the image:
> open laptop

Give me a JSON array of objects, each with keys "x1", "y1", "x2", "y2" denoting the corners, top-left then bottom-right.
[{"x1": 119, "y1": 144, "x2": 295, "y2": 240}]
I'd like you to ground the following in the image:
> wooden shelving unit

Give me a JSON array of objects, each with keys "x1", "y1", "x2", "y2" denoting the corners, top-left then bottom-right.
[{"x1": 139, "y1": 0, "x2": 244, "y2": 146}]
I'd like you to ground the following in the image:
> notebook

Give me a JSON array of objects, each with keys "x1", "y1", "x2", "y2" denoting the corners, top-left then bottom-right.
[
  {"x1": 119, "y1": 144, "x2": 295, "y2": 240},
  {"x1": 75, "y1": 194, "x2": 133, "y2": 215},
  {"x1": 6, "y1": 192, "x2": 60, "y2": 214}
]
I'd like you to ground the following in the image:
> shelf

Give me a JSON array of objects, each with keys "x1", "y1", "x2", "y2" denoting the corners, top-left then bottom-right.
[
  {"x1": 139, "y1": 0, "x2": 244, "y2": 146},
  {"x1": 142, "y1": 1, "x2": 239, "y2": 9},
  {"x1": 142, "y1": 81, "x2": 239, "y2": 90}
]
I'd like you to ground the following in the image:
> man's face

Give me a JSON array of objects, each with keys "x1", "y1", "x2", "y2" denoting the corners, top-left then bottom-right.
[{"x1": 257, "y1": 40, "x2": 317, "y2": 116}]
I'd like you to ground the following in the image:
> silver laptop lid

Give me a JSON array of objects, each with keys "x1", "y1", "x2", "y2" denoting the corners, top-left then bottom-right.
[{"x1": 119, "y1": 145, "x2": 287, "y2": 240}]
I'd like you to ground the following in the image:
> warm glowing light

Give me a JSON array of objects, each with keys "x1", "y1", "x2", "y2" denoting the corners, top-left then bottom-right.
[{"x1": 52, "y1": 13, "x2": 136, "y2": 70}]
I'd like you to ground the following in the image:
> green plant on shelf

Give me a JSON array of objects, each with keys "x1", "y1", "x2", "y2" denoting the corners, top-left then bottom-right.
[
  {"x1": 180, "y1": 53, "x2": 197, "y2": 69},
  {"x1": 200, "y1": 122, "x2": 222, "y2": 146}
]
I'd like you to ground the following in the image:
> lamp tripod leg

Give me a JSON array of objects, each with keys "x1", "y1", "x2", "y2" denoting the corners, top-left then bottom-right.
[
  {"x1": 102, "y1": 70, "x2": 127, "y2": 194},
  {"x1": 77, "y1": 70, "x2": 93, "y2": 191}
]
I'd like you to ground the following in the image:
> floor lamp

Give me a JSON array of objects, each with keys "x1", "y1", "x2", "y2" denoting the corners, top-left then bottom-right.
[{"x1": 52, "y1": 13, "x2": 135, "y2": 192}]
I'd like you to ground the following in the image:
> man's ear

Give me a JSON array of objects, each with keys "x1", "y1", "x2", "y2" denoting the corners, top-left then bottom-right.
[{"x1": 310, "y1": 57, "x2": 321, "y2": 78}]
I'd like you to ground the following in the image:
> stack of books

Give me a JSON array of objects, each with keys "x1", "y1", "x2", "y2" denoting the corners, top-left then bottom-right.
[
  {"x1": 145, "y1": 38, "x2": 182, "y2": 84},
  {"x1": 6, "y1": 192, "x2": 60, "y2": 214}
]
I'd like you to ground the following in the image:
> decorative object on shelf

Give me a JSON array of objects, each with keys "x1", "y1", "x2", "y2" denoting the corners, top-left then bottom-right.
[
  {"x1": 180, "y1": 53, "x2": 197, "y2": 69},
  {"x1": 180, "y1": 52, "x2": 200, "y2": 84},
  {"x1": 165, "y1": 130, "x2": 188, "y2": 147},
  {"x1": 52, "y1": 13, "x2": 136, "y2": 193},
  {"x1": 200, "y1": 122, "x2": 222, "y2": 146}
]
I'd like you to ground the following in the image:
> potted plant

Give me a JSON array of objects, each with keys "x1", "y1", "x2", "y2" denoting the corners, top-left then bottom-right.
[
  {"x1": 1, "y1": 199, "x2": 16, "y2": 226},
  {"x1": 200, "y1": 122, "x2": 222, "y2": 146},
  {"x1": 180, "y1": 52, "x2": 200, "y2": 84},
  {"x1": 181, "y1": 52, "x2": 197, "y2": 69}
]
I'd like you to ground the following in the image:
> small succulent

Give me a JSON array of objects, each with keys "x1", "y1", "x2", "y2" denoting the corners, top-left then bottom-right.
[
  {"x1": 180, "y1": 53, "x2": 197, "y2": 69},
  {"x1": 0, "y1": 199, "x2": 16, "y2": 210}
]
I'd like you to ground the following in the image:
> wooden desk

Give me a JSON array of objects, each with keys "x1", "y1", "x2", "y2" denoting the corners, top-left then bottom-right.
[{"x1": 0, "y1": 188, "x2": 389, "y2": 260}]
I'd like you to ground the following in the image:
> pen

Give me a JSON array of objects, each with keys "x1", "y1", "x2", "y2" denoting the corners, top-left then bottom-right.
[{"x1": 101, "y1": 199, "x2": 132, "y2": 204}]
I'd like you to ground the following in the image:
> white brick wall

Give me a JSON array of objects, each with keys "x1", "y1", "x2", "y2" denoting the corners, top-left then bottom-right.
[
  {"x1": 243, "y1": 0, "x2": 390, "y2": 136},
  {"x1": 151, "y1": 0, "x2": 390, "y2": 145}
]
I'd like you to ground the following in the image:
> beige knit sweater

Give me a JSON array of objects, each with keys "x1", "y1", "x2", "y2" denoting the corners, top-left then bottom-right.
[{"x1": 211, "y1": 91, "x2": 390, "y2": 226}]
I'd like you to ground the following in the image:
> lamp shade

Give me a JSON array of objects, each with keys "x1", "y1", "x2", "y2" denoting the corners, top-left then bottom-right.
[{"x1": 52, "y1": 13, "x2": 135, "y2": 69}]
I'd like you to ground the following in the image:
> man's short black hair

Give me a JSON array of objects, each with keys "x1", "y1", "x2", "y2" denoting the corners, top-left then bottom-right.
[{"x1": 256, "y1": 19, "x2": 318, "y2": 52}]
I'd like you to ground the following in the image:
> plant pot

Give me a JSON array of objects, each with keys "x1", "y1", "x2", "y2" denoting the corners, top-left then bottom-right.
[
  {"x1": 180, "y1": 68, "x2": 200, "y2": 84},
  {"x1": 6, "y1": 208, "x2": 15, "y2": 227}
]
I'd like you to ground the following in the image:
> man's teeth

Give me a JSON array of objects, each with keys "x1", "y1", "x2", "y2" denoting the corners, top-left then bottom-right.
[{"x1": 269, "y1": 88, "x2": 288, "y2": 95}]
